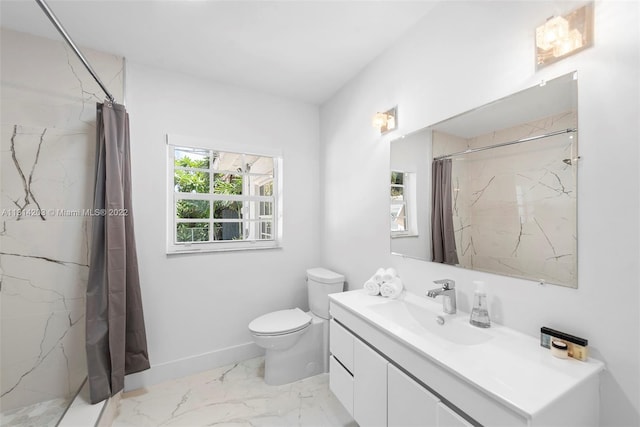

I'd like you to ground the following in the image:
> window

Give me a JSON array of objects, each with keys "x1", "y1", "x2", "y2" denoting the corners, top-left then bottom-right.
[
  {"x1": 390, "y1": 170, "x2": 418, "y2": 237},
  {"x1": 390, "y1": 171, "x2": 408, "y2": 234},
  {"x1": 167, "y1": 136, "x2": 281, "y2": 253}
]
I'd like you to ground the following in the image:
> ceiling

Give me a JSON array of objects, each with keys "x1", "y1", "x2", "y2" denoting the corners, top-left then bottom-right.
[{"x1": 0, "y1": 0, "x2": 437, "y2": 105}]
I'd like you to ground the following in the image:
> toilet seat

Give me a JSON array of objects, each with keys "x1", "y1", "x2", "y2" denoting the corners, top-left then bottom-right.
[{"x1": 249, "y1": 308, "x2": 312, "y2": 336}]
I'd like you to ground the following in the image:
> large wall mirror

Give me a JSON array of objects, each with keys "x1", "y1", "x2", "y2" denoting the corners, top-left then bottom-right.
[{"x1": 390, "y1": 71, "x2": 579, "y2": 288}]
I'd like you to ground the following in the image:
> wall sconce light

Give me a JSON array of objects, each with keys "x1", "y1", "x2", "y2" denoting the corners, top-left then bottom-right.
[
  {"x1": 535, "y1": 3, "x2": 593, "y2": 69},
  {"x1": 372, "y1": 106, "x2": 397, "y2": 134}
]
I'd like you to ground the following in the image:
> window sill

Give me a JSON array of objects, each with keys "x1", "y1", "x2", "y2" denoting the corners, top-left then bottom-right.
[
  {"x1": 391, "y1": 234, "x2": 419, "y2": 239},
  {"x1": 167, "y1": 242, "x2": 281, "y2": 255}
]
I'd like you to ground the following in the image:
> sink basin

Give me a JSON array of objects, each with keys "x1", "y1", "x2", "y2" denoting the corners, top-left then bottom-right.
[{"x1": 370, "y1": 294, "x2": 492, "y2": 346}]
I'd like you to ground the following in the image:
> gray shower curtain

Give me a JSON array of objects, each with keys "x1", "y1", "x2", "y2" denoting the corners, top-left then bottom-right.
[
  {"x1": 431, "y1": 159, "x2": 459, "y2": 265},
  {"x1": 86, "y1": 102, "x2": 150, "y2": 404}
]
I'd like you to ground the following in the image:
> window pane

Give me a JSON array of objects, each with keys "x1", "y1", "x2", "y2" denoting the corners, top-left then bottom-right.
[
  {"x1": 175, "y1": 147, "x2": 210, "y2": 169},
  {"x1": 177, "y1": 222, "x2": 209, "y2": 242},
  {"x1": 175, "y1": 170, "x2": 210, "y2": 193},
  {"x1": 261, "y1": 181, "x2": 273, "y2": 196},
  {"x1": 213, "y1": 201, "x2": 243, "y2": 219},
  {"x1": 391, "y1": 171, "x2": 404, "y2": 185},
  {"x1": 250, "y1": 175, "x2": 274, "y2": 196},
  {"x1": 213, "y1": 222, "x2": 243, "y2": 241},
  {"x1": 259, "y1": 201, "x2": 273, "y2": 217},
  {"x1": 243, "y1": 220, "x2": 274, "y2": 241},
  {"x1": 391, "y1": 186, "x2": 404, "y2": 199},
  {"x1": 245, "y1": 155, "x2": 274, "y2": 174},
  {"x1": 214, "y1": 151, "x2": 243, "y2": 172},
  {"x1": 390, "y1": 205, "x2": 407, "y2": 232},
  {"x1": 177, "y1": 200, "x2": 210, "y2": 219},
  {"x1": 213, "y1": 173, "x2": 243, "y2": 194},
  {"x1": 259, "y1": 221, "x2": 273, "y2": 240}
]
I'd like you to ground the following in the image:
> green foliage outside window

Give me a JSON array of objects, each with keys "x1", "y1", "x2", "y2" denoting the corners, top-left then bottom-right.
[
  {"x1": 175, "y1": 155, "x2": 244, "y2": 242},
  {"x1": 391, "y1": 171, "x2": 404, "y2": 198},
  {"x1": 174, "y1": 156, "x2": 210, "y2": 193}
]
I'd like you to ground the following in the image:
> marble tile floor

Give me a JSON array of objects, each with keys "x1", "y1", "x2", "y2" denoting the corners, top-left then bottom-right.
[
  {"x1": 112, "y1": 357, "x2": 357, "y2": 427},
  {"x1": 0, "y1": 396, "x2": 69, "y2": 427}
]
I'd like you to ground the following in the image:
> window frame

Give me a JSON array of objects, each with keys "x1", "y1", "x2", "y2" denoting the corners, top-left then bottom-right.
[
  {"x1": 166, "y1": 134, "x2": 283, "y2": 254},
  {"x1": 391, "y1": 170, "x2": 419, "y2": 238},
  {"x1": 390, "y1": 170, "x2": 409, "y2": 235}
]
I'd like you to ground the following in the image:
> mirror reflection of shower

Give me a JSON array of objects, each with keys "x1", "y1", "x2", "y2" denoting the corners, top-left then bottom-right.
[{"x1": 390, "y1": 71, "x2": 579, "y2": 288}]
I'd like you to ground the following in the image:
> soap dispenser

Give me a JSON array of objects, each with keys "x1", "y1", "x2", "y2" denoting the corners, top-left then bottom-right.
[{"x1": 469, "y1": 281, "x2": 490, "y2": 328}]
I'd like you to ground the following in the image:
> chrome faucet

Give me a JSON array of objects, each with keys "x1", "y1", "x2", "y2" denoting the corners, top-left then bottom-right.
[{"x1": 427, "y1": 279, "x2": 457, "y2": 314}]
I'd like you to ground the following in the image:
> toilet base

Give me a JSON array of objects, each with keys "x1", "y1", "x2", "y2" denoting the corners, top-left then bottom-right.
[{"x1": 264, "y1": 316, "x2": 328, "y2": 386}]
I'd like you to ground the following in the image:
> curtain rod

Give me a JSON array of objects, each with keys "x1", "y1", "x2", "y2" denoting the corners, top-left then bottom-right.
[
  {"x1": 35, "y1": 0, "x2": 116, "y2": 104},
  {"x1": 433, "y1": 128, "x2": 577, "y2": 161}
]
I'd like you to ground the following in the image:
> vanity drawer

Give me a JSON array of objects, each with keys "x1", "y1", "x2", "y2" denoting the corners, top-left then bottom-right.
[
  {"x1": 330, "y1": 319, "x2": 354, "y2": 372},
  {"x1": 329, "y1": 355, "x2": 354, "y2": 417}
]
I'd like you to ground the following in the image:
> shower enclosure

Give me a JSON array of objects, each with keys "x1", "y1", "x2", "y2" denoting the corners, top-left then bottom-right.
[{"x1": 0, "y1": 28, "x2": 123, "y2": 426}]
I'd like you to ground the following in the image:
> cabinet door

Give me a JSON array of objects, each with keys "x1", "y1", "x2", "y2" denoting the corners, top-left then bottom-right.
[
  {"x1": 437, "y1": 402, "x2": 474, "y2": 427},
  {"x1": 330, "y1": 319, "x2": 354, "y2": 372},
  {"x1": 388, "y1": 364, "x2": 439, "y2": 427},
  {"x1": 353, "y1": 338, "x2": 388, "y2": 427},
  {"x1": 329, "y1": 355, "x2": 354, "y2": 417}
]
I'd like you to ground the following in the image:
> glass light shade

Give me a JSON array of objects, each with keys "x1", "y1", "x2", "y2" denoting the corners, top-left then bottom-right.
[
  {"x1": 373, "y1": 107, "x2": 397, "y2": 134},
  {"x1": 535, "y1": 3, "x2": 593, "y2": 69},
  {"x1": 539, "y1": 16, "x2": 569, "y2": 50},
  {"x1": 553, "y1": 29, "x2": 583, "y2": 57},
  {"x1": 387, "y1": 116, "x2": 396, "y2": 130},
  {"x1": 372, "y1": 112, "x2": 387, "y2": 129}
]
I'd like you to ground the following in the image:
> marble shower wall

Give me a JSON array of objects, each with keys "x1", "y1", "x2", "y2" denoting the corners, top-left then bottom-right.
[
  {"x1": 0, "y1": 29, "x2": 123, "y2": 412},
  {"x1": 439, "y1": 112, "x2": 577, "y2": 287}
]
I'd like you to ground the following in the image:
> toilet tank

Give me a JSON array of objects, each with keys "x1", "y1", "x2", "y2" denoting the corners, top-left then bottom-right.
[{"x1": 307, "y1": 267, "x2": 345, "y2": 319}]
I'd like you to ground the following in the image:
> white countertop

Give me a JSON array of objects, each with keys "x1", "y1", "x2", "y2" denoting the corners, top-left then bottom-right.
[{"x1": 329, "y1": 289, "x2": 604, "y2": 419}]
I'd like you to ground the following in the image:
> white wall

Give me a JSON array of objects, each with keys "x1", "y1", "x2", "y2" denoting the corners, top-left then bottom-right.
[
  {"x1": 124, "y1": 63, "x2": 321, "y2": 387},
  {"x1": 320, "y1": 1, "x2": 639, "y2": 426}
]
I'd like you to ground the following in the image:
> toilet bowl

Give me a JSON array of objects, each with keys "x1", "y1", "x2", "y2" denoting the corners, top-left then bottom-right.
[
  {"x1": 249, "y1": 308, "x2": 312, "y2": 350},
  {"x1": 248, "y1": 267, "x2": 345, "y2": 385}
]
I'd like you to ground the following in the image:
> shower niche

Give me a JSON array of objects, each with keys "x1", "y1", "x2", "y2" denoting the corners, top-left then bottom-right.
[{"x1": 390, "y1": 72, "x2": 578, "y2": 288}]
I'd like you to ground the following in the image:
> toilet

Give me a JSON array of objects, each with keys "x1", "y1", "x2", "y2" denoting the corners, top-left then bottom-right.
[{"x1": 248, "y1": 267, "x2": 345, "y2": 385}]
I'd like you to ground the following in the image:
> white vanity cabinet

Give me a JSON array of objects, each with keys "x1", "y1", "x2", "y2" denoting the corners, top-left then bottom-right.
[
  {"x1": 330, "y1": 319, "x2": 388, "y2": 427},
  {"x1": 330, "y1": 319, "x2": 470, "y2": 427},
  {"x1": 329, "y1": 291, "x2": 604, "y2": 427}
]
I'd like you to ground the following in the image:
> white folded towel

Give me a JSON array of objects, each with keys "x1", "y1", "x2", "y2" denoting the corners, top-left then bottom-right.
[
  {"x1": 364, "y1": 278, "x2": 381, "y2": 296},
  {"x1": 381, "y1": 267, "x2": 398, "y2": 283},
  {"x1": 372, "y1": 268, "x2": 385, "y2": 284},
  {"x1": 380, "y1": 277, "x2": 404, "y2": 299}
]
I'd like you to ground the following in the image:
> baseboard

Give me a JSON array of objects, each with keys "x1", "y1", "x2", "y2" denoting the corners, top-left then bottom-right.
[{"x1": 123, "y1": 342, "x2": 264, "y2": 392}]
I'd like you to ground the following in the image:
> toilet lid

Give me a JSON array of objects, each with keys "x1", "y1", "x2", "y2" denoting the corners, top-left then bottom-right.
[{"x1": 249, "y1": 308, "x2": 312, "y2": 335}]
